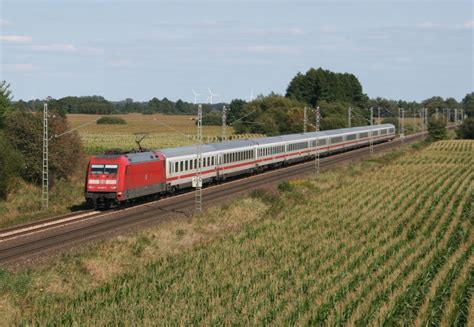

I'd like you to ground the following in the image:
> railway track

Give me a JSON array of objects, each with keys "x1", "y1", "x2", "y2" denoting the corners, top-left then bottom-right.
[{"x1": 0, "y1": 132, "x2": 429, "y2": 266}]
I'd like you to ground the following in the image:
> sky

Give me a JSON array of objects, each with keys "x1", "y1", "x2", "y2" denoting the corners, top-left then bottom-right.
[{"x1": 0, "y1": 0, "x2": 473, "y2": 103}]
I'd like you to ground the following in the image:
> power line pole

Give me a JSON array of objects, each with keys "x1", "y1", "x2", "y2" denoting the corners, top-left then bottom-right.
[
  {"x1": 378, "y1": 107, "x2": 381, "y2": 124},
  {"x1": 194, "y1": 104, "x2": 203, "y2": 212},
  {"x1": 425, "y1": 108, "x2": 428, "y2": 130},
  {"x1": 315, "y1": 106, "x2": 320, "y2": 174},
  {"x1": 42, "y1": 100, "x2": 49, "y2": 209},
  {"x1": 348, "y1": 106, "x2": 351, "y2": 128},
  {"x1": 420, "y1": 109, "x2": 424, "y2": 132},
  {"x1": 222, "y1": 105, "x2": 227, "y2": 141},
  {"x1": 370, "y1": 107, "x2": 374, "y2": 154},
  {"x1": 303, "y1": 106, "x2": 307, "y2": 133},
  {"x1": 400, "y1": 108, "x2": 405, "y2": 145}
]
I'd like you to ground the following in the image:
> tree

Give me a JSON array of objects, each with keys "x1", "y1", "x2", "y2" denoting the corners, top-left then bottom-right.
[
  {"x1": 422, "y1": 96, "x2": 446, "y2": 110},
  {"x1": 444, "y1": 97, "x2": 459, "y2": 109},
  {"x1": 0, "y1": 80, "x2": 12, "y2": 127},
  {"x1": 228, "y1": 99, "x2": 246, "y2": 122},
  {"x1": 286, "y1": 68, "x2": 368, "y2": 108},
  {"x1": 456, "y1": 118, "x2": 474, "y2": 139},
  {"x1": 202, "y1": 112, "x2": 222, "y2": 126},
  {"x1": 461, "y1": 92, "x2": 474, "y2": 117},
  {"x1": 0, "y1": 131, "x2": 22, "y2": 199},
  {"x1": 233, "y1": 95, "x2": 305, "y2": 135},
  {"x1": 4, "y1": 110, "x2": 82, "y2": 184},
  {"x1": 427, "y1": 117, "x2": 447, "y2": 141}
]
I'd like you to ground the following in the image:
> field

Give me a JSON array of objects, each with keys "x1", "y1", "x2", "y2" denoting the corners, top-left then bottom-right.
[
  {"x1": 3, "y1": 140, "x2": 472, "y2": 325},
  {"x1": 68, "y1": 113, "x2": 262, "y2": 154}
]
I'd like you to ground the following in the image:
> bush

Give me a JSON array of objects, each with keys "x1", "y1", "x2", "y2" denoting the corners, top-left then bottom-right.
[
  {"x1": 0, "y1": 131, "x2": 22, "y2": 199},
  {"x1": 456, "y1": 118, "x2": 474, "y2": 139},
  {"x1": 428, "y1": 117, "x2": 447, "y2": 141},
  {"x1": 4, "y1": 111, "x2": 83, "y2": 185},
  {"x1": 201, "y1": 113, "x2": 222, "y2": 126},
  {"x1": 97, "y1": 116, "x2": 126, "y2": 125}
]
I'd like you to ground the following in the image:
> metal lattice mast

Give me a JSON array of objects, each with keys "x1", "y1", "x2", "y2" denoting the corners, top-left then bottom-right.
[
  {"x1": 420, "y1": 109, "x2": 424, "y2": 132},
  {"x1": 303, "y1": 106, "x2": 307, "y2": 133},
  {"x1": 195, "y1": 104, "x2": 203, "y2": 212},
  {"x1": 315, "y1": 106, "x2": 320, "y2": 174},
  {"x1": 222, "y1": 105, "x2": 227, "y2": 141},
  {"x1": 401, "y1": 108, "x2": 405, "y2": 145},
  {"x1": 425, "y1": 108, "x2": 428, "y2": 129},
  {"x1": 378, "y1": 107, "x2": 381, "y2": 124},
  {"x1": 370, "y1": 107, "x2": 374, "y2": 154},
  {"x1": 455, "y1": 108, "x2": 458, "y2": 125},
  {"x1": 42, "y1": 101, "x2": 49, "y2": 209},
  {"x1": 348, "y1": 106, "x2": 351, "y2": 128}
]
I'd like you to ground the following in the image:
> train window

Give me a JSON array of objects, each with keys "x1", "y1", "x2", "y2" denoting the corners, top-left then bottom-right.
[
  {"x1": 180, "y1": 161, "x2": 183, "y2": 172},
  {"x1": 331, "y1": 136, "x2": 343, "y2": 144},
  {"x1": 212, "y1": 157, "x2": 215, "y2": 166},
  {"x1": 359, "y1": 132, "x2": 368, "y2": 138},
  {"x1": 185, "y1": 161, "x2": 188, "y2": 171},
  {"x1": 380, "y1": 129, "x2": 387, "y2": 135},
  {"x1": 207, "y1": 157, "x2": 210, "y2": 166},
  {"x1": 372, "y1": 130, "x2": 379, "y2": 136},
  {"x1": 90, "y1": 164, "x2": 104, "y2": 174},
  {"x1": 190, "y1": 160, "x2": 193, "y2": 170},
  {"x1": 389, "y1": 128, "x2": 395, "y2": 133},
  {"x1": 347, "y1": 134, "x2": 357, "y2": 141},
  {"x1": 103, "y1": 165, "x2": 118, "y2": 174},
  {"x1": 175, "y1": 162, "x2": 178, "y2": 173}
]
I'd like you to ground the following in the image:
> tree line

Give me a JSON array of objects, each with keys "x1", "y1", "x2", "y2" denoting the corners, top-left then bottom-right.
[{"x1": 13, "y1": 96, "x2": 225, "y2": 116}]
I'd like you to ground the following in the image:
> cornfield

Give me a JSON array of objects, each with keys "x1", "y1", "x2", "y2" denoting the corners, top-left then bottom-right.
[{"x1": 21, "y1": 140, "x2": 474, "y2": 325}]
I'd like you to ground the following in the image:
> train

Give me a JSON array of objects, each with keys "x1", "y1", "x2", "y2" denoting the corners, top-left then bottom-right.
[{"x1": 85, "y1": 124, "x2": 396, "y2": 208}]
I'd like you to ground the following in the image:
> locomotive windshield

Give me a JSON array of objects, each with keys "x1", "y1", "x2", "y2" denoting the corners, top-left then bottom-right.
[{"x1": 90, "y1": 164, "x2": 118, "y2": 175}]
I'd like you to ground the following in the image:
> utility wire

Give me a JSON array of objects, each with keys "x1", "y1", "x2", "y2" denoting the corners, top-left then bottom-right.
[{"x1": 53, "y1": 118, "x2": 100, "y2": 139}]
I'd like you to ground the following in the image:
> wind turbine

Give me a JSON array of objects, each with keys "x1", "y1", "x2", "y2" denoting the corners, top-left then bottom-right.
[
  {"x1": 208, "y1": 88, "x2": 219, "y2": 105},
  {"x1": 192, "y1": 89, "x2": 200, "y2": 104}
]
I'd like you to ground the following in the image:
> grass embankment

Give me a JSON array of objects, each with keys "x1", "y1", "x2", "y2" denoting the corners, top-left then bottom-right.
[{"x1": 1, "y1": 140, "x2": 472, "y2": 325}]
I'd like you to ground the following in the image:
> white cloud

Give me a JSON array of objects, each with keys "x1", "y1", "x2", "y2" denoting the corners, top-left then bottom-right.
[
  {"x1": 29, "y1": 43, "x2": 77, "y2": 52},
  {"x1": 2, "y1": 63, "x2": 35, "y2": 72},
  {"x1": 464, "y1": 20, "x2": 474, "y2": 29},
  {"x1": 0, "y1": 35, "x2": 32, "y2": 42}
]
